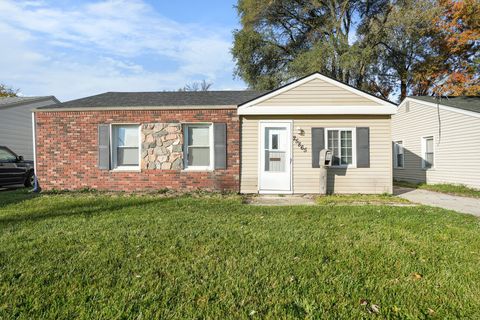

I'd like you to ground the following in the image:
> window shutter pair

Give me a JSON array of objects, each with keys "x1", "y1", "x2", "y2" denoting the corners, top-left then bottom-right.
[
  {"x1": 98, "y1": 123, "x2": 227, "y2": 170},
  {"x1": 310, "y1": 127, "x2": 370, "y2": 168}
]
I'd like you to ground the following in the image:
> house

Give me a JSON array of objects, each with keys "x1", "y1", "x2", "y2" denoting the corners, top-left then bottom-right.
[
  {"x1": 33, "y1": 73, "x2": 397, "y2": 193},
  {"x1": 392, "y1": 96, "x2": 480, "y2": 189},
  {"x1": 0, "y1": 96, "x2": 59, "y2": 160}
]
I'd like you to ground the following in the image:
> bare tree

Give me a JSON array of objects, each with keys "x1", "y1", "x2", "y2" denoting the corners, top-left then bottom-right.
[{"x1": 178, "y1": 79, "x2": 213, "y2": 92}]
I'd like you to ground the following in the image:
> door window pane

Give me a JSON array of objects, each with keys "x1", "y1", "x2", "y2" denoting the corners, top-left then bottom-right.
[{"x1": 271, "y1": 134, "x2": 279, "y2": 150}]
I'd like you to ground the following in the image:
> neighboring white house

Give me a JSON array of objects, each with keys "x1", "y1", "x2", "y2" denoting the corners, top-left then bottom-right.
[
  {"x1": 0, "y1": 96, "x2": 59, "y2": 160},
  {"x1": 392, "y1": 96, "x2": 480, "y2": 189}
]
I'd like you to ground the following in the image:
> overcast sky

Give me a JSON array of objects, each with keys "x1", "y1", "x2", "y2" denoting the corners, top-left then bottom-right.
[{"x1": 0, "y1": 0, "x2": 246, "y2": 101}]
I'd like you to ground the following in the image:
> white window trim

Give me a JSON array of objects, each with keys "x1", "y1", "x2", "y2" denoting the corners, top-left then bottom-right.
[
  {"x1": 182, "y1": 123, "x2": 214, "y2": 171},
  {"x1": 325, "y1": 128, "x2": 357, "y2": 168},
  {"x1": 421, "y1": 135, "x2": 435, "y2": 170},
  {"x1": 110, "y1": 123, "x2": 142, "y2": 172},
  {"x1": 394, "y1": 140, "x2": 404, "y2": 169}
]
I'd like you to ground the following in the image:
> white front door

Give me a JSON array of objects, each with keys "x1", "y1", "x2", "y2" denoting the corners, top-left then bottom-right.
[{"x1": 259, "y1": 122, "x2": 292, "y2": 193}]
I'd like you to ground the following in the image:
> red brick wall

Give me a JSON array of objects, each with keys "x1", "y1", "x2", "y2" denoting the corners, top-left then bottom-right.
[{"x1": 35, "y1": 109, "x2": 240, "y2": 192}]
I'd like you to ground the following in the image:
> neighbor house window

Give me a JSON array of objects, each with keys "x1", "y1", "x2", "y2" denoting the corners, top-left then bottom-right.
[
  {"x1": 422, "y1": 136, "x2": 434, "y2": 169},
  {"x1": 326, "y1": 129, "x2": 355, "y2": 166},
  {"x1": 394, "y1": 141, "x2": 404, "y2": 168},
  {"x1": 184, "y1": 124, "x2": 213, "y2": 170},
  {"x1": 111, "y1": 124, "x2": 140, "y2": 170}
]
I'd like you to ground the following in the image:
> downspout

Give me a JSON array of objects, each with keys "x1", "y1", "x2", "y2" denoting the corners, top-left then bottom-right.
[{"x1": 31, "y1": 112, "x2": 40, "y2": 192}]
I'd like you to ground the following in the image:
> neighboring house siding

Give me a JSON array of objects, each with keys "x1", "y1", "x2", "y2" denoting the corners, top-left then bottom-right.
[
  {"x1": 35, "y1": 109, "x2": 240, "y2": 192},
  {"x1": 240, "y1": 115, "x2": 392, "y2": 194},
  {"x1": 0, "y1": 99, "x2": 55, "y2": 160},
  {"x1": 256, "y1": 78, "x2": 383, "y2": 107},
  {"x1": 392, "y1": 100, "x2": 480, "y2": 189}
]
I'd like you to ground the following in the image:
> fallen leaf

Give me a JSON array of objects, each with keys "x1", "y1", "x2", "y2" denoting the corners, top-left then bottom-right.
[
  {"x1": 249, "y1": 310, "x2": 257, "y2": 316},
  {"x1": 370, "y1": 304, "x2": 380, "y2": 314},
  {"x1": 428, "y1": 308, "x2": 435, "y2": 315},
  {"x1": 412, "y1": 272, "x2": 423, "y2": 280},
  {"x1": 359, "y1": 299, "x2": 368, "y2": 306}
]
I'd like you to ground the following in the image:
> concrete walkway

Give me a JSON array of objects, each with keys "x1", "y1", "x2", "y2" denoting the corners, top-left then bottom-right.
[
  {"x1": 394, "y1": 187, "x2": 480, "y2": 217},
  {"x1": 245, "y1": 195, "x2": 316, "y2": 206}
]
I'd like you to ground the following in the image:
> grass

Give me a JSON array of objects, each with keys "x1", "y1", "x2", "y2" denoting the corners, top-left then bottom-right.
[
  {"x1": 1, "y1": 189, "x2": 480, "y2": 319},
  {"x1": 395, "y1": 180, "x2": 480, "y2": 198},
  {"x1": 317, "y1": 193, "x2": 411, "y2": 205}
]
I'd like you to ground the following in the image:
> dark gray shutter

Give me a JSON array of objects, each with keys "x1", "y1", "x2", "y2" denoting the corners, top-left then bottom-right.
[
  {"x1": 214, "y1": 123, "x2": 227, "y2": 169},
  {"x1": 98, "y1": 124, "x2": 110, "y2": 170},
  {"x1": 357, "y1": 127, "x2": 370, "y2": 168},
  {"x1": 311, "y1": 128, "x2": 325, "y2": 168}
]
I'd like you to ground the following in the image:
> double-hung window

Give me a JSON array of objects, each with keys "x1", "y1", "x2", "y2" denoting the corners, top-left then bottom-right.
[
  {"x1": 326, "y1": 129, "x2": 355, "y2": 167},
  {"x1": 111, "y1": 124, "x2": 140, "y2": 170},
  {"x1": 394, "y1": 141, "x2": 404, "y2": 168},
  {"x1": 422, "y1": 136, "x2": 434, "y2": 169},
  {"x1": 184, "y1": 124, "x2": 213, "y2": 170}
]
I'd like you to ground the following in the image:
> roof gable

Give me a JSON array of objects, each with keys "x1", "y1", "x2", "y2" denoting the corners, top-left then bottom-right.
[{"x1": 238, "y1": 72, "x2": 397, "y2": 115}]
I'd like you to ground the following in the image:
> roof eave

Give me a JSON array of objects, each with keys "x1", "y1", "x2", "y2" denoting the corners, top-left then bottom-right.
[{"x1": 35, "y1": 104, "x2": 238, "y2": 112}]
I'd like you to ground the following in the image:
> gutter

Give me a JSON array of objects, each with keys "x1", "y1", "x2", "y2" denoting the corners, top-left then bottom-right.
[{"x1": 34, "y1": 105, "x2": 238, "y2": 112}]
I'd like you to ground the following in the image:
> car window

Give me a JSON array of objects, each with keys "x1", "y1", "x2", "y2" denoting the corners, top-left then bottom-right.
[{"x1": 0, "y1": 148, "x2": 17, "y2": 162}]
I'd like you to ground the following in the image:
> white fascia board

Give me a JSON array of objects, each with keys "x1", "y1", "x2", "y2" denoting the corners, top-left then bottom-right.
[
  {"x1": 238, "y1": 72, "x2": 397, "y2": 112},
  {"x1": 401, "y1": 97, "x2": 480, "y2": 119},
  {"x1": 238, "y1": 105, "x2": 397, "y2": 115}
]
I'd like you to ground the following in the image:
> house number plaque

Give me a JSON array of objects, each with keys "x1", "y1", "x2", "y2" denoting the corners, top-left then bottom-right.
[{"x1": 292, "y1": 135, "x2": 307, "y2": 152}]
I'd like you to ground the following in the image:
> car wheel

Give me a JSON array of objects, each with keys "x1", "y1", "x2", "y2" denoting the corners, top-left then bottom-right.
[{"x1": 24, "y1": 171, "x2": 35, "y2": 187}]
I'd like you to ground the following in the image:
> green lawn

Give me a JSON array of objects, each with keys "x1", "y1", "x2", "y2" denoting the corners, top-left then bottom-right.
[
  {"x1": 1, "y1": 189, "x2": 480, "y2": 319},
  {"x1": 395, "y1": 181, "x2": 480, "y2": 198}
]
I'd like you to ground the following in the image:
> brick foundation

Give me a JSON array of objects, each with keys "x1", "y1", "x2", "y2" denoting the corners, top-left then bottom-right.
[{"x1": 34, "y1": 109, "x2": 240, "y2": 192}]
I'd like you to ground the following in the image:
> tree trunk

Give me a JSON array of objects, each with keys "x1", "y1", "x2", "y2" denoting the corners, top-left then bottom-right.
[{"x1": 400, "y1": 80, "x2": 407, "y2": 100}]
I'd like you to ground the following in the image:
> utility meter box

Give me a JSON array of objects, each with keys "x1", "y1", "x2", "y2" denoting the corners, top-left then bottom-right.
[
  {"x1": 319, "y1": 149, "x2": 332, "y2": 194},
  {"x1": 319, "y1": 149, "x2": 332, "y2": 167}
]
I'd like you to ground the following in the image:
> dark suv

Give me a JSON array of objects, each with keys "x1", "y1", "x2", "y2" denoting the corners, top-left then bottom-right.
[{"x1": 0, "y1": 146, "x2": 35, "y2": 188}]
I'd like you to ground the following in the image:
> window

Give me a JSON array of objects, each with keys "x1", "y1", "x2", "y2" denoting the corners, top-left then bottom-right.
[
  {"x1": 0, "y1": 148, "x2": 17, "y2": 162},
  {"x1": 422, "y1": 136, "x2": 434, "y2": 169},
  {"x1": 326, "y1": 129, "x2": 355, "y2": 166},
  {"x1": 111, "y1": 124, "x2": 140, "y2": 170},
  {"x1": 184, "y1": 124, "x2": 213, "y2": 170},
  {"x1": 394, "y1": 141, "x2": 404, "y2": 168}
]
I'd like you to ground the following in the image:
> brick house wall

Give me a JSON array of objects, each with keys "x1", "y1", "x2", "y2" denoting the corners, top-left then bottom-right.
[{"x1": 34, "y1": 108, "x2": 240, "y2": 192}]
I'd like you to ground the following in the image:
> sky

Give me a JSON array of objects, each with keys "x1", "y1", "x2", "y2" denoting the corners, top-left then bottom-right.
[{"x1": 0, "y1": 0, "x2": 246, "y2": 101}]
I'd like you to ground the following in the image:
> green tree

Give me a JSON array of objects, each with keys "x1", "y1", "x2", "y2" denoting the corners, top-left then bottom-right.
[
  {"x1": 0, "y1": 84, "x2": 19, "y2": 97},
  {"x1": 232, "y1": 0, "x2": 451, "y2": 102}
]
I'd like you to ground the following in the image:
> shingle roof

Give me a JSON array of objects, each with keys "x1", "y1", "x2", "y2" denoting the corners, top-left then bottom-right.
[
  {"x1": 0, "y1": 96, "x2": 57, "y2": 107},
  {"x1": 410, "y1": 96, "x2": 480, "y2": 114},
  {"x1": 37, "y1": 91, "x2": 267, "y2": 110}
]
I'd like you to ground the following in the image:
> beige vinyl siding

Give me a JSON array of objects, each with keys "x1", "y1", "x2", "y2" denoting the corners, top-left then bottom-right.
[
  {"x1": 256, "y1": 78, "x2": 383, "y2": 107},
  {"x1": 240, "y1": 115, "x2": 392, "y2": 194},
  {"x1": 0, "y1": 99, "x2": 56, "y2": 160},
  {"x1": 392, "y1": 100, "x2": 480, "y2": 189}
]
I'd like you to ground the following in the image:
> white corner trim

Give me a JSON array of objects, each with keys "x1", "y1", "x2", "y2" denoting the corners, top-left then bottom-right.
[
  {"x1": 238, "y1": 105, "x2": 397, "y2": 115},
  {"x1": 400, "y1": 97, "x2": 480, "y2": 119},
  {"x1": 238, "y1": 73, "x2": 397, "y2": 111}
]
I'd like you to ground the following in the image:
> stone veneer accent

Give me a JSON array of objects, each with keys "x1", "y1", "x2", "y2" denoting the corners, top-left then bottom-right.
[{"x1": 141, "y1": 123, "x2": 183, "y2": 170}]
